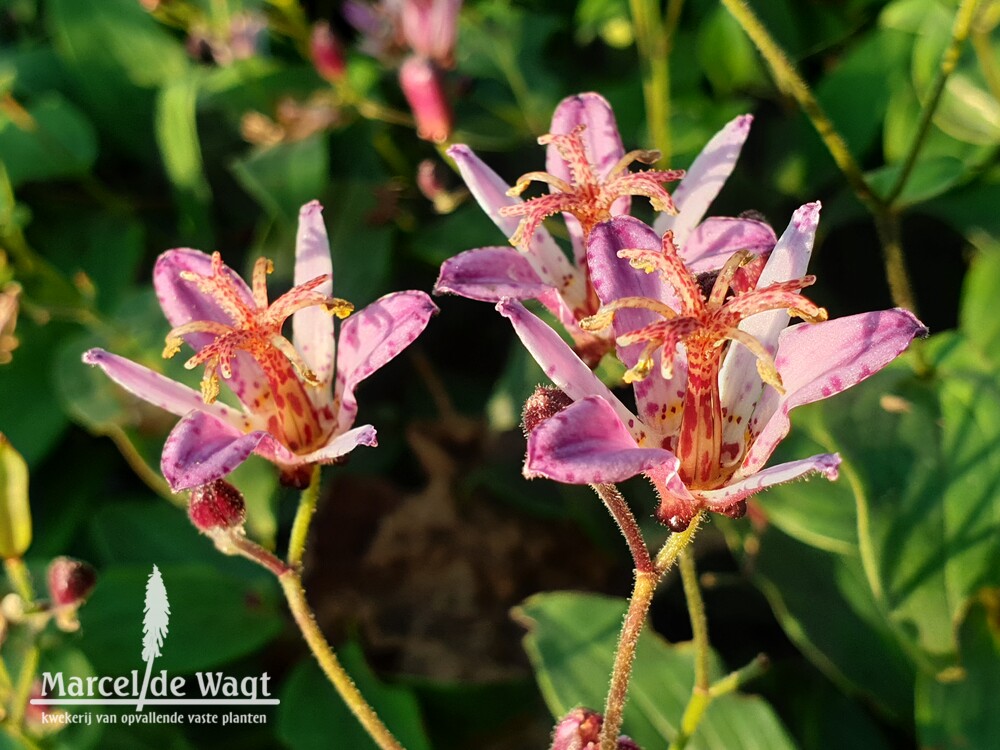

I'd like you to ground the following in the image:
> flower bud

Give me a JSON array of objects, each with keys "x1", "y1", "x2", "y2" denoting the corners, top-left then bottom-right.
[
  {"x1": 47, "y1": 557, "x2": 97, "y2": 608},
  {"x1": 399, "y1": 56, "x2": 452, "y2": 143},
  {"x1": 550, "y1": 708, "x2": 641, "y2": 750},
  {"x1": 401, "y1": 0, "x2": 461, "y2": 68},
  {"x1": 311, "y1": 21, "x2": 347, "y2": 82},
  {"x1": 0, "y1": 433, "x2": 31, "y2": 559},
  {"x1": 188, "y1": 480, "x2": 246, "y2": 532},
  {"x1": 522, "y1": 386, "x2": 574, "y2": 437},
  {"x1": 0, "y1": 282, "x2": 22, "y2": 366}
]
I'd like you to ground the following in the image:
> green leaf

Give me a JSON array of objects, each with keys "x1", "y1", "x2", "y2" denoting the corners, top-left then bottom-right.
[
  {"x1": 0, "y1": 93, "x2": 97, "y2": 186},
  {"x1": 232, "y1": 136, "x2": 330, "y2": 223},
  {"x1": 867, "y1": 155, "x2": 968, "y2": 206},
  {"x1": 155, "y1": 74, "x2": 213, "y2": 245},
  {"x1": 915, "y1": 592, "x2": 1000, "y2": 748},
  {"x1": 78, "y1": 564, "x2": 283, "y2": 674},
  {"x1": 959, "y1": 233, "x2": 1000, "y2": 364},
  {"x1": 696, "y1": 7, "x2": 768, "y2": 97},
  {"x1": 515, "y1": 591, "x2": 798, "y2": 749},
  {"x1": 277, "y1": 643, "x2": 431, "y2": 750},
  {"x1": 0, "y1": 434, "x2": 31, "y2": 558}
]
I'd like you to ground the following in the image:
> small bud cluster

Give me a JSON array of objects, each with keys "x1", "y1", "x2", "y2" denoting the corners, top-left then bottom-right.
[
  {"x1": 522, "y1": 386, "x2": 574, "y2": 437},
  {"x1": 550, "y1": 708, "x2": 641, "y2": 750},
  {"x1": 46, "y1": 557, "x2": 98, "y2": 632},
  {"x1": 188, "y1": 480, "x2": 247, "y2": 532}
]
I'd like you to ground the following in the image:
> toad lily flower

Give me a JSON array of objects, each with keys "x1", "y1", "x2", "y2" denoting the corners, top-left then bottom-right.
[
  {"x1": 83, "y1": 201, "x2": 437, "y2": 491},
  {"x1": 435, "y1": 92, "x2": 776, "y2": 365},
  {"x1": 502, "y1": 203, "x2": 926, "y2": 530}
]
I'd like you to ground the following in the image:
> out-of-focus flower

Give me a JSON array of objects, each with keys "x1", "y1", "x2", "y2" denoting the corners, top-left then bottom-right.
[
  {"x1": 241, "y1": 94, "x2": 341, "y2": 147},
  {"x1": 84, "y1": 201, "x2": 437, "y2": 491},
  {"x1": 416, "y1": 158, "x2": 466, "y2": 213},
  {"x1": 311, "y1": 21, "x2": 347, "y2": 82},
  {"x1": 188, "y1": 12, "x2": 267, "y2": 66},
  {"x1": 0, "y1": 281, "x2": 21, "y2": 365},
  {"x1": 436, "y1": 93, "x2": 774, "y2": 366},
  {"x1": 345, "y1": 0, "x2": 461, "y2": 68},
  {"x1": 550, "y1": 708, "x2": 640, "y2": 750},
  {"x1": 501, "y1": 203, "x2": 927, "y2": 530},
  {"x1": 47, "y1": 557, "x2": 97, "y2": 631},
  {"x1": 399, "y1": 56, "x2": 452, "y2": 143}
]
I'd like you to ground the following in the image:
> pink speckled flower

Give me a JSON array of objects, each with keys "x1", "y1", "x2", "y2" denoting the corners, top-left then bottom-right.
[
  {"x1": 344, "y1": 0, "x2": 460, "y2": 67},
  {"x1": 83, "y1": 201, "x2": 437, "y2": 491},
  {"x1": 436, "y1": 93, "x2": 775, "y2": 365},
  {"x1": 503, "y1": 203, "x2": 926, "y2": 530}
]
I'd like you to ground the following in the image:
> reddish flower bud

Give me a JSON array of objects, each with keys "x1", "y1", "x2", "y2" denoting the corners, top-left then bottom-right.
[
  {"x1": 188, "y1": 480, "x2": 247, "y2": 532},
  {"x1": 311, "y1": 21, "x2": 347, "y2": 82},
  {"x1": 47, "y1": 557, "x2": 97, "y2": 608},
  {"x1": 417, "y1": 159, "x2": 447, "y2": 202},
  {"x1": 399, "y1": 56, "x2": 452, "y2": 143},
  {"x1": 550, "y1": 708, "x2": 641, "y2": 750},
  {"x1": 522, "y1": 386, "x2": 574, "y2": 437}
]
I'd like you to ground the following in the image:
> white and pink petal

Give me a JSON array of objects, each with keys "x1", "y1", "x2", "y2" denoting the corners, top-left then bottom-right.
[
  {"x1": 434, "y1": 246, "x2": 553, "y2": 301},
  {"x1": 292, "y1": 201, "x2": 336, "y2": 386}
]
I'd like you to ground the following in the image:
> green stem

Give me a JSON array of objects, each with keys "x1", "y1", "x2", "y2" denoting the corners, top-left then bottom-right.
[
  {"x1": 599, "y1": 570, "x2": 657, "y2": 750},
  {"x1": 668, "y1": 550, "x2": 710, "y2": 750},
  {"x1": 873, "y1": 211, "x2": 920, "y2": 316},
  {"x1": 279, "y1": 571, "x2": 405, "y2": 750},
  {"x1": 4, "y1": 558, "x2": 34, "y2": 604},
  {"x1": 719, "y1": 0, "x2": 880, "y2": 214},
  {"x1": 972, "y1": 26, "x2": 1000, "y2": 104},
  {"x1": 592, "y1": 483, "x2": 653, "y2": 573},
  {"x1": 287, "y1": 465, "x2": 322, "y2": 569},
  {"x1": 599, "y1": 513, "x2": 703, "y2": 750},
  {"x1": 629, "y1": 0, "x2": 672, "y2": 162},
  {"x1": 10, "y1": 645, "x2": 38, "y2": 727},
  {"x1": 885, "y1": 0, "x2": 982, "y2": 206},
  {"x1": 708, "y1": 653, "x2": 769, "y2": 699}
]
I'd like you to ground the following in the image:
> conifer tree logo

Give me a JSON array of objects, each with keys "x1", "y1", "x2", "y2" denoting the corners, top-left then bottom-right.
[{"x1": 136, "y1": 565, "x2": 170, "y2": 711}]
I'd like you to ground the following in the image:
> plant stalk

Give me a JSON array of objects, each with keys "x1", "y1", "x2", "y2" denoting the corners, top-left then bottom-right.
[
  {"x1": 629, "y1": 0, "x2": 673, "y2": 164},
  {"x1": 592, "y1": 483, "x2": 654, "y2": 574},
  {"x1": 287, "y1": 465, "x2": 322, "y2": 569}
]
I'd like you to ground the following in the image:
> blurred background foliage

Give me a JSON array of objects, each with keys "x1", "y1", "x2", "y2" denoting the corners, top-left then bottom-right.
[{"x1": 0, "y1": 0, "x2": 998, "y2": 747}]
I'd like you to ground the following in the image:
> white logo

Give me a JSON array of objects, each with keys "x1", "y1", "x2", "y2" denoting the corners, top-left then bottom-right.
[{"x1": 30, "y1": 565, "x2": 279, "y2": 720}]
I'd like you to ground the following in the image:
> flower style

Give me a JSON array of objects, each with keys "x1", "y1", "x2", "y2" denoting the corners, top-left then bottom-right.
[
  {"x1": 435, "y1": 93, "x2": 777, "y2": 364},
  {"x1": 503, "y1": 203, "x2": 926, "y2": 530},
  {"x1": 83, "y1": 201, "x2": 437, "y2": 491}
]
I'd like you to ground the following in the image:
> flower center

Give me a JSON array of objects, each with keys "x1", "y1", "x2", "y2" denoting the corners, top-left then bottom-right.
[
  {"x1": 497, "y1": 124, "x2": 685, "y2": 249},
  {"x1": 163, "y1": 252, "x2": 353, "y2": 453},
  {"x1": 581, "y1": 231, "x2": 827, "y2": 488}
]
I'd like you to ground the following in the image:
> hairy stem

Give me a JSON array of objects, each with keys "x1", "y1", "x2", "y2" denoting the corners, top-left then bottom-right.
[
  {"x1": 279, "y1": 572, "x2": 405, "y2": 750},
  {"x1": 873, "y1": 211, "x2": 920, "y2": 315},
  {"x1": 885, "y1": 0, "x2": 983, "y2": 205},
  {"x1": 287, "y1": 465, "x2": 322, "y2": 569},
  {"x1": 629, "y1": 0, "x2": 672, "y2": 164},
  {"x1": 599, "y1": 513, "x2": 704, "y2": 749},
  {"x1": 592, "y1": 483, "x2": 654, "y2": 573},
  {"x1": 719, "y1": 0, "x2": 880, "y2": 213}
]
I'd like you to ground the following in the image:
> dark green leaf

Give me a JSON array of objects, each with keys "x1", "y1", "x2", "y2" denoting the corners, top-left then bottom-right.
[
  {"x1": 277, "y1": 643, "x2": 431, "y2": 750},
  {"x1": 0, "y1": 93, "x2": 97, "y2": 186}
]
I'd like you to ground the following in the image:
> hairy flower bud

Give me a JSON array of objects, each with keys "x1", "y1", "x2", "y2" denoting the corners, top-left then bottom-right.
[
  {"x1": 399, "y1": 56, "x2": 452, "y2": 143},
  {"x1": 47, "y1": 557, "x2": 97, "y2": 608},
  {"x1": 550, "y1": 708, "x2": 641, "y2": 750},
  {"x1": 188, "y1": 480, "x2": 247, "y2": 532},
  {"x1": 522, "y1": 386, "x2": 574, "y2": 437}
]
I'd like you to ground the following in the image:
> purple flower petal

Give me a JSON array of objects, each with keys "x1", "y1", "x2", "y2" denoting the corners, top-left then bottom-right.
[
  {"x1": 742, "y1": 308, "x2": 927, "y2": 473},
  {"x1": 587, "y1": 217, "x2": 684, "y2": 432},
  {"x1": 654, "y1": 114, "x2": 754, "y2": 245},
  {"x1": 700, "y1": 453, "x2": 841, "y2": 509},
  {"x1": 682, "y1": 217, "x2": 777, "y2": 273},
  {"x1": 299, "y1": 424, "x2": 379, "y2": 463},
  {"x1": 546, "y1": 93, "x2": 628, "y2": 265},
  {"x1": 335, "y1": 290, "x2": 437, "y2": 432},
  {"x1": 160, "y1": 411, "x2": 295, "y2": 491},
  {"x1": 447, "y1": 144, "x2": 584, "y2": 310},
  {"x1": 153, "y1": 248, "x2": 271, "y2": 412},
  {"x1": 82, "y1": 348, "x2": 245, "y2": 429},
  {"x1": 434, "y1": 246, "x2": 552, "y2": 301},
  {"x1": 497, "y1": 299, "x2": 640, "y2": 436},
  {"x1": 293, "y1": 201, "x2": 335, "y2": 386},
  {"x1": 524, "y1": 395, "x2": 679, "y2": 484},
  {"x1": 718, "y1": 202, "x2": 822, "y2": 451}
]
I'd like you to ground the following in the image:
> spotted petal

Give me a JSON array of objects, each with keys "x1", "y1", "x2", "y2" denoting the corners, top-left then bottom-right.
[
  {"x1": 741, "y1": 308, "x2": 927, "y2": 474},
  {"x1": 447, "y1": 144, "x2": 584, "y2": 311},
  {"x1": 525, "y1": 395, "x2": 679, "y2": 484},
  {"x1": 546, "y1": 92, "x2": 627, "y2": 264},
  {"x1": 293, "y1": 201, "x2": 335, "y2": 386},
  {"x1": 153, "y1": 248, "x2": 272, "y2": 413},
  {"x1": 700, "y1": 453, "x2": 841, "y2": 508},
  {"x1": 434, "y1": 246, "x2": 553, "y2": 301},
  {"x1": 335, "y1": 290, "x2": 437, "y2": 432},
  {"x1": 497, "y1": 299, "x2": 640, "y2": 437},
  {"x1": 654, "y1": 114, "x2": 754, "y2": 246},
  {"x1": 82, "y1": 348, "x2": 246, "y2": 430}
]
